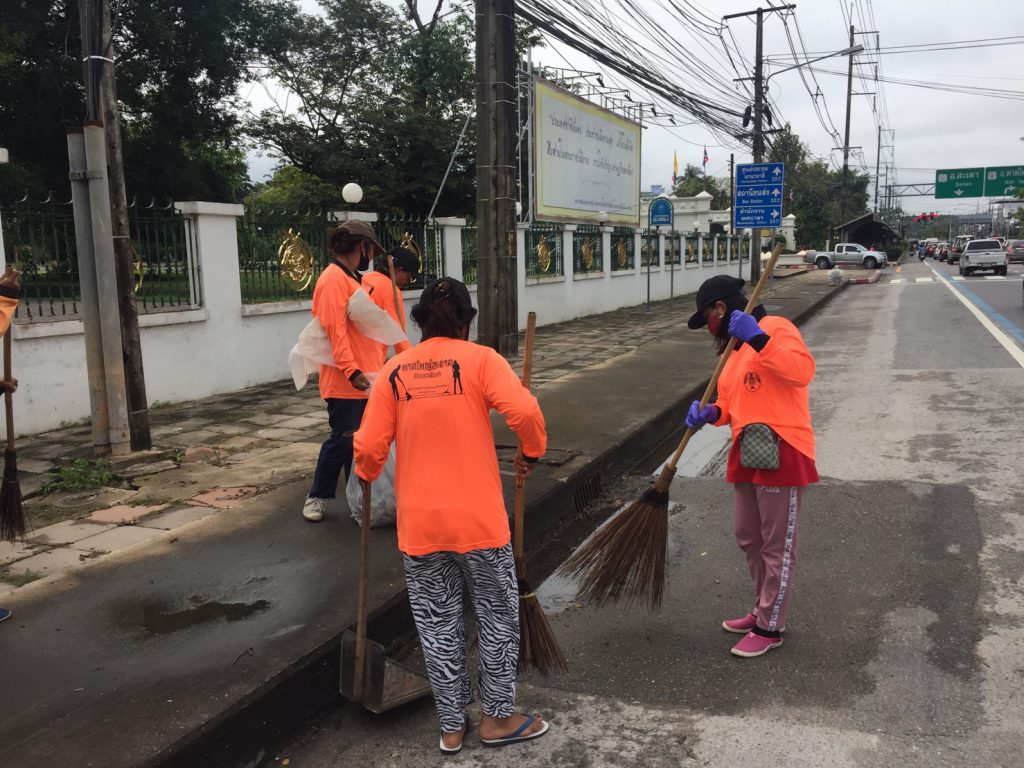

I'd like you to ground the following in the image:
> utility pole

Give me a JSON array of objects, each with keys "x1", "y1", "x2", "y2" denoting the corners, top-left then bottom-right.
[
  {"x1": 475, "y1": 0, "x2": 518, "y2": 355},
  {"x1": 724, "y1": 4, "x2": 795, "y2": 283},
  {"x1": 839, "y1": 22, "x2": 856, "y2": 227},
  {"x1": 76, "y1": 0, "x2": 131, "y2": 456},
  {"x1": 97, "y1": 0, "x2": 151, "y2": 450},
  {"x1": 873, "y1": 124, "x2": 881, "y2": 213}
]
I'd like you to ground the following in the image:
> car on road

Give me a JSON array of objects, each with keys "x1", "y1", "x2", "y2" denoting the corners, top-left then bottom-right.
[
  {"x1": 949, "y1": 235, "x2": 971, "y2": 265},
  {"x1": 1005, "y1": 239, "x2": 1024, "y2": 263},
  {"x1": 802, "y1": 242, "x2": 887, "y2": 270},
  {"x1": 959, "y1": 238, "x2": 1008, "y2": 276},
  {"x1": 937, "y1": 242, "x2": 950, "y2": 261}
]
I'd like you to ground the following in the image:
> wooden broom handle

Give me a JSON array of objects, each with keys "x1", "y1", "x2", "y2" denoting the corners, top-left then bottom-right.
[
  {"x1": 513, "y1": 312, "x2": 537, "y2": 568},
  {"x1": 386, "y1": 254, "x2": 406, "y2": 332},
  {"x1": 4, "y1": 331, "x2": 14, "y2": 451},
  {"x1": 666, "y1": 240, "x2": 787, "y2": 472},
  {"x1": 353, "y1": 481, "x2": 372, "y2": 703}
]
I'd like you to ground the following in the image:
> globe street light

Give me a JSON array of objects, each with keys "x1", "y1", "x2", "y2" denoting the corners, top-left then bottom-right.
[
  {"x1": 597, "y1": 211, "x2": 609, "y2": 224},
  {"x1": 342, "y1": 182, "x2": 363, "y2": 205}
]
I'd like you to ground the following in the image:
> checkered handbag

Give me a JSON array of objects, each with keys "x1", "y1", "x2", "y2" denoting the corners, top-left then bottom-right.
[{"x1": 739, "y1": 423, "x2": 780, "y2": 470}]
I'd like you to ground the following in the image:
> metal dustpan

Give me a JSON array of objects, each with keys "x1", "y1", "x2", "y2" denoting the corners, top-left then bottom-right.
[
  {"x1": 340, "y1": 484, "x2": 431, "y2": 713},
  {"x1": 340, "y1": 629, "x2": 431, "y2": 713}
]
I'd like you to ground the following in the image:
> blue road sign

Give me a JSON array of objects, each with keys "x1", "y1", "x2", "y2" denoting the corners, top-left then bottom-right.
[
  {"x1": 648, "y1": 197, "x2": 674, "y2": 227},
  {"x1": 734, "y1": 162, "x2": 784, "y2": 229}
]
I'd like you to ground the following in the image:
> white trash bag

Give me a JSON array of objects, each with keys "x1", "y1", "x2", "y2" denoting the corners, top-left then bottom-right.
[
  {"x1": 347, "y1": 288, "x2": 407, "y2": 346},
  {"x1": 346, "y1": 446, "x2": 398, "y2": 528},
  {"x1": 288, "y1": 317, "x2": 335, "y2": 391}
]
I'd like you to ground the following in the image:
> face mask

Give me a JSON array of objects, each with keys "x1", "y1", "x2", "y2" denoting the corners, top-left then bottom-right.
[{"x1": 707, "y1": 308, "x2": 725, "y2": 336}]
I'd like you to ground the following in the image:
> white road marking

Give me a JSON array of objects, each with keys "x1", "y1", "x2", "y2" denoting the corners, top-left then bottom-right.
[
  {"x1": 953, "y1": 276, "x2": 966, "y2": 281},
  {"x1": 984, "y1": 275, "x2": 1006, "y2": 280},
  {"x1": 915, "y1": 277, "x2": 933, "y2": 283},
  {"x1": 890, "y1": 278, "x2": 906, "y2": 284},
  {"x1": 927, "y1": 263, "x2": 1024, "y2": 369}
]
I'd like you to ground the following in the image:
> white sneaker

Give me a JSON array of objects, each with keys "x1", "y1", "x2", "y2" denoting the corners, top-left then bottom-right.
[{"x1": 302, "y1": 497, "x2": 328, "y2": 522}]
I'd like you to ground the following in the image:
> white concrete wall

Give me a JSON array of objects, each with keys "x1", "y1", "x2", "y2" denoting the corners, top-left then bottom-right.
[{"x1": 7, "y1": 206, "x2": 750, "y2": 436}]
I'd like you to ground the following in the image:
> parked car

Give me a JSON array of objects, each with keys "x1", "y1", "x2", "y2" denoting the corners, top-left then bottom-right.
[
  {"x1": 802, "y1": 242, "x2": 887, "y2": 269},
  {"x1": 959, "y1": 238, "x2": 1008, "y2": 276},
  {"x1": 1006, "y1": 239, "x2": 1024, "y2": 263}
]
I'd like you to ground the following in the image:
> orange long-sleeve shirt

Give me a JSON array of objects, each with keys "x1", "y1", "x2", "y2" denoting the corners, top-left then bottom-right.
[
  {"x1": 354, "y1": 337, "x2": 547, "y2": 556},
  {"x1": 0, "y1": 293, "x2": 17, "y2": 334},
  {"x1": 714, "y1": 315, "x2": 816, "y2": 461},
  {"x1": 311, "y1": 263, "x2": 386, "y2": 400},
  {"x1": 361, "y1": 271, "x2": 411, "y2": 354}
]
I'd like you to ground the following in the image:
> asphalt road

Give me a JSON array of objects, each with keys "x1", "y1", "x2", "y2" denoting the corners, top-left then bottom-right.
[{"x1": 266, "y1": 266, "x2": 1024, "y2": 768}]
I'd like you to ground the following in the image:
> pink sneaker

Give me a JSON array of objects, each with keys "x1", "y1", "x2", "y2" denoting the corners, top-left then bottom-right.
[
  {"x1": 722, "y1": 613, "x2": 758, "y2": 634},
  {"x1": 730, "y1": 631, "x2": 783, "y2": 657}
]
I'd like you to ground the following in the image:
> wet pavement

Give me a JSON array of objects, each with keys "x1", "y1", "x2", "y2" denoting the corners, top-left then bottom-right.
[{"x1": 0, "y1": 270, "x2": 852, "y2": 767}]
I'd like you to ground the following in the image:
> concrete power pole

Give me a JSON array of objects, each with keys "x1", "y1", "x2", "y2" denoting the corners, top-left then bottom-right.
[
  {"x1": 840, "y1": 23, "x2": 855, "y2": 225},
  {"x1": 475, "y1": 0, "x2": 518, "y2": 355},
  {"x1": 97, "y1": 0, "x2": 151, "y2": 450},
  {"x1": 75, "y1": 0, "x2": 131, "y2": 456}
]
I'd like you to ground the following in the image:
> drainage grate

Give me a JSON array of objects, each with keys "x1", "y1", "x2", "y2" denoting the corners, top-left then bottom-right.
[{"x1": 572, "y1": 474, "x2": 602, "y2": 515}]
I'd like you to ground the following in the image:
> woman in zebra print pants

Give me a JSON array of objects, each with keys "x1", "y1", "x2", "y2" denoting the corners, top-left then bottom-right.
[{"x1": 355, "y1": 278, "x2": 551, "y2": 754}]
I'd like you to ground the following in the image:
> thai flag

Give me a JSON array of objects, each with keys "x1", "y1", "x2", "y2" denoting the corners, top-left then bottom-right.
[
  {"x1": 673, "y1": 150, "x2": 678, "y2": 186},
  {"x1": 702, "y1": 146, "x2": 709, "y2": 169}
]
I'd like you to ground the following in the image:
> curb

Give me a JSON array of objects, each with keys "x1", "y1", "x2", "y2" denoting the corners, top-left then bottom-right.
[
  {"x1": 148, "y1": 279, "x2": 851, "y2": 768},
  {"x1": 850, "y1": 271, "x2": 882, "y2": 285}
]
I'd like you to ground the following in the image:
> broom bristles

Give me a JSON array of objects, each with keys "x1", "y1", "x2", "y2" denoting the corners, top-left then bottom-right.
[
  {"x1": 0, "y1": 448, "x2": 27, "y2": 542},
  {"x1": 518, "y1": 591, "x2": 569, "y2": 676},
  {"x1": 556, "y1": 466, "x2": 674, "y2": 611}
]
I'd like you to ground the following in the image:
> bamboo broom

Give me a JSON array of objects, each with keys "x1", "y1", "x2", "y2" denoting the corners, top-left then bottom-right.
[
  {"x1": 557, "y1": 236, "x2": 789, "y2": 610},
  {"x1": 515, "y1": 312, "x2": 568, "y2": 675},
  {"x1": 0, "y1": 326, "x2": 26, "y2": 541}
]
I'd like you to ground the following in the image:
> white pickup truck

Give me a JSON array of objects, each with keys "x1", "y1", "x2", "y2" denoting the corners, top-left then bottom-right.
[
  {"x1": 958, "y1": 238, "x2": 1008, "y2": 276},
  {"x1": 802, "y1": 243, "x2": 887, "y2": 270}
]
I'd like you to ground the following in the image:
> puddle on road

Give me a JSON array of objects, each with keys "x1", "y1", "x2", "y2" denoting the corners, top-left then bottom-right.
[{"x1": 134, "y1": 597, "x2": 271, "y2": 635}]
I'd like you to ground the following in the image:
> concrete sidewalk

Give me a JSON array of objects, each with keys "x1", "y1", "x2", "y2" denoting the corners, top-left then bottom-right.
[{"x1": 0, "y1": 271, "x2": 851, "y2": 767}]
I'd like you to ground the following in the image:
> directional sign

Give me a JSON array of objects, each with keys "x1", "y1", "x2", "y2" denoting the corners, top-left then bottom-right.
[
  {"x1": 935, "y1": 167, "x2": 984, "y2": 199},
  {"x1": 734, "y1": 162, "x2": 784, "y2": 229},
  {"x1": 984, "y1": 165, "x2": 1024, "y2": 197},
  {"x1": 648, "y1": 196, "x2": 674, "y2": 227}
]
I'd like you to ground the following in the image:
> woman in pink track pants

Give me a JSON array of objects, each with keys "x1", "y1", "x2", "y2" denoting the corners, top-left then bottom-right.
[{"x1": 685, "y1": 275, "x2": 818, "y2": 658}]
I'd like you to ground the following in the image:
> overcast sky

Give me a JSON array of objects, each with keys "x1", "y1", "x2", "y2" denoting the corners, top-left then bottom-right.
[{"x1": 246, "y1": 0, "x2": 1024, "y2": 216}]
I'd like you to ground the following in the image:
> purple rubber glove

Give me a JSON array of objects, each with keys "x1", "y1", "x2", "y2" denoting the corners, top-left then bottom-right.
[
  {"x1": 686, "y1": 400, "x2": 720, "y2": 429},
  {"x1": 728, "y1": 310, "x2": 763, "y2": 343}
]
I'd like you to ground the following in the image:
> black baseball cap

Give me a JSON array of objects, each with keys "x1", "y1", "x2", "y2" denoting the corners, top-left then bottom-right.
[
  {"x1": 388, "y1": 247, "x2": 420, "y2": 282},
  {"x1": 417, "y1": 277, "x2": 477, "y2": 323},
  {"x1": 687, "y1": 275, "x2": 746, "y2": 329}
]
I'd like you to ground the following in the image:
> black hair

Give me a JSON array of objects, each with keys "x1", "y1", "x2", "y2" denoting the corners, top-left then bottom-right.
[
  {"x1": 327, "y1": 229, "x2": 364, "y2": 257},
  {"x1": 411, "y1": 281, "x2": 477, "y2": 341}
]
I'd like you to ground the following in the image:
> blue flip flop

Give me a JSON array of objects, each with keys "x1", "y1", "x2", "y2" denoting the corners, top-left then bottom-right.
[
  {"x1": 439, "y1": 712, "x2": 471, "y2": 756},
  {"x1": 480, "y1": 714, "x2": 550, "y2": 747}
]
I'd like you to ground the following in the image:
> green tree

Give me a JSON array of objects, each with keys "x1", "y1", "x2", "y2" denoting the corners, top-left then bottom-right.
[
  {"x1": 248, "y1": 0, "x2": 476, "y2": 216},
  {"x1": 671, "y1": 164, "x2": 730, "y2": 210},
  {"x1": 0, "y1": 0, "x2": 293, "y2": 203},
  {"x1": 767, "y1": 125, "x2": 869, "y2": 249},
  {"x1": 245, "y1": 166, "x2": 343, "y2": 211}
]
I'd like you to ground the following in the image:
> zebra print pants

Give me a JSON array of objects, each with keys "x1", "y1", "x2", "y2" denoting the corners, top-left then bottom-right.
[{"x1": 403, "y1": 544, "x2": 519, "y2": 732}]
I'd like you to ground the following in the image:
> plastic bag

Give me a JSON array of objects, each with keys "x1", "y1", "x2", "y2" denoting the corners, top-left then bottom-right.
[
  {"x1": 348, "y1": 288, "x2": 407, "y2": 346},
  {"x1": 288, "y1": 317, "x2": 335, "y2": 391},
  {"x1": 346, "y1": 445, "x2": 398, "y2": 528}
]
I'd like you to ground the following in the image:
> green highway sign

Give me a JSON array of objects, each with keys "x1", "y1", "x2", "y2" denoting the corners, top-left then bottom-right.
[
  {"x1": 984, "y1": 165, "x2": 1024, "y2": 197},
  {"x1": 935, "y1": 167, "x2": 984, "y2": 199}
]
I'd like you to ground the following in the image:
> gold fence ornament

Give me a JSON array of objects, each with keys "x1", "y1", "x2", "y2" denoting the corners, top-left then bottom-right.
[
  {"x1": 616, "y1": 237, "x2": 628, "y2": 268},
  {"x1": 279, "y1": 228, "x2": 315, "y2": 291},
  {"x1": 536, "y1": 234, "x2": 552, "y2": 272},
  {"x1": 581, "y1": 237, "x2": 595, "y2": 270},
  {"x1": 129, "y1": 242, "x2": 144, "y2": 293}
]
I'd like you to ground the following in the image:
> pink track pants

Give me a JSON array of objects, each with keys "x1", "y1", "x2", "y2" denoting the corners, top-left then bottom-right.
[{"x1": 733, "y1": 483, "x2": 802, "y2": 633}]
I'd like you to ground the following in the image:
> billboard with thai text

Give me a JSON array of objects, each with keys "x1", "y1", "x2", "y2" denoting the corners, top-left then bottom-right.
[{"x1": 532, "y1": 77, "x2": 641, "y2": 226}]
